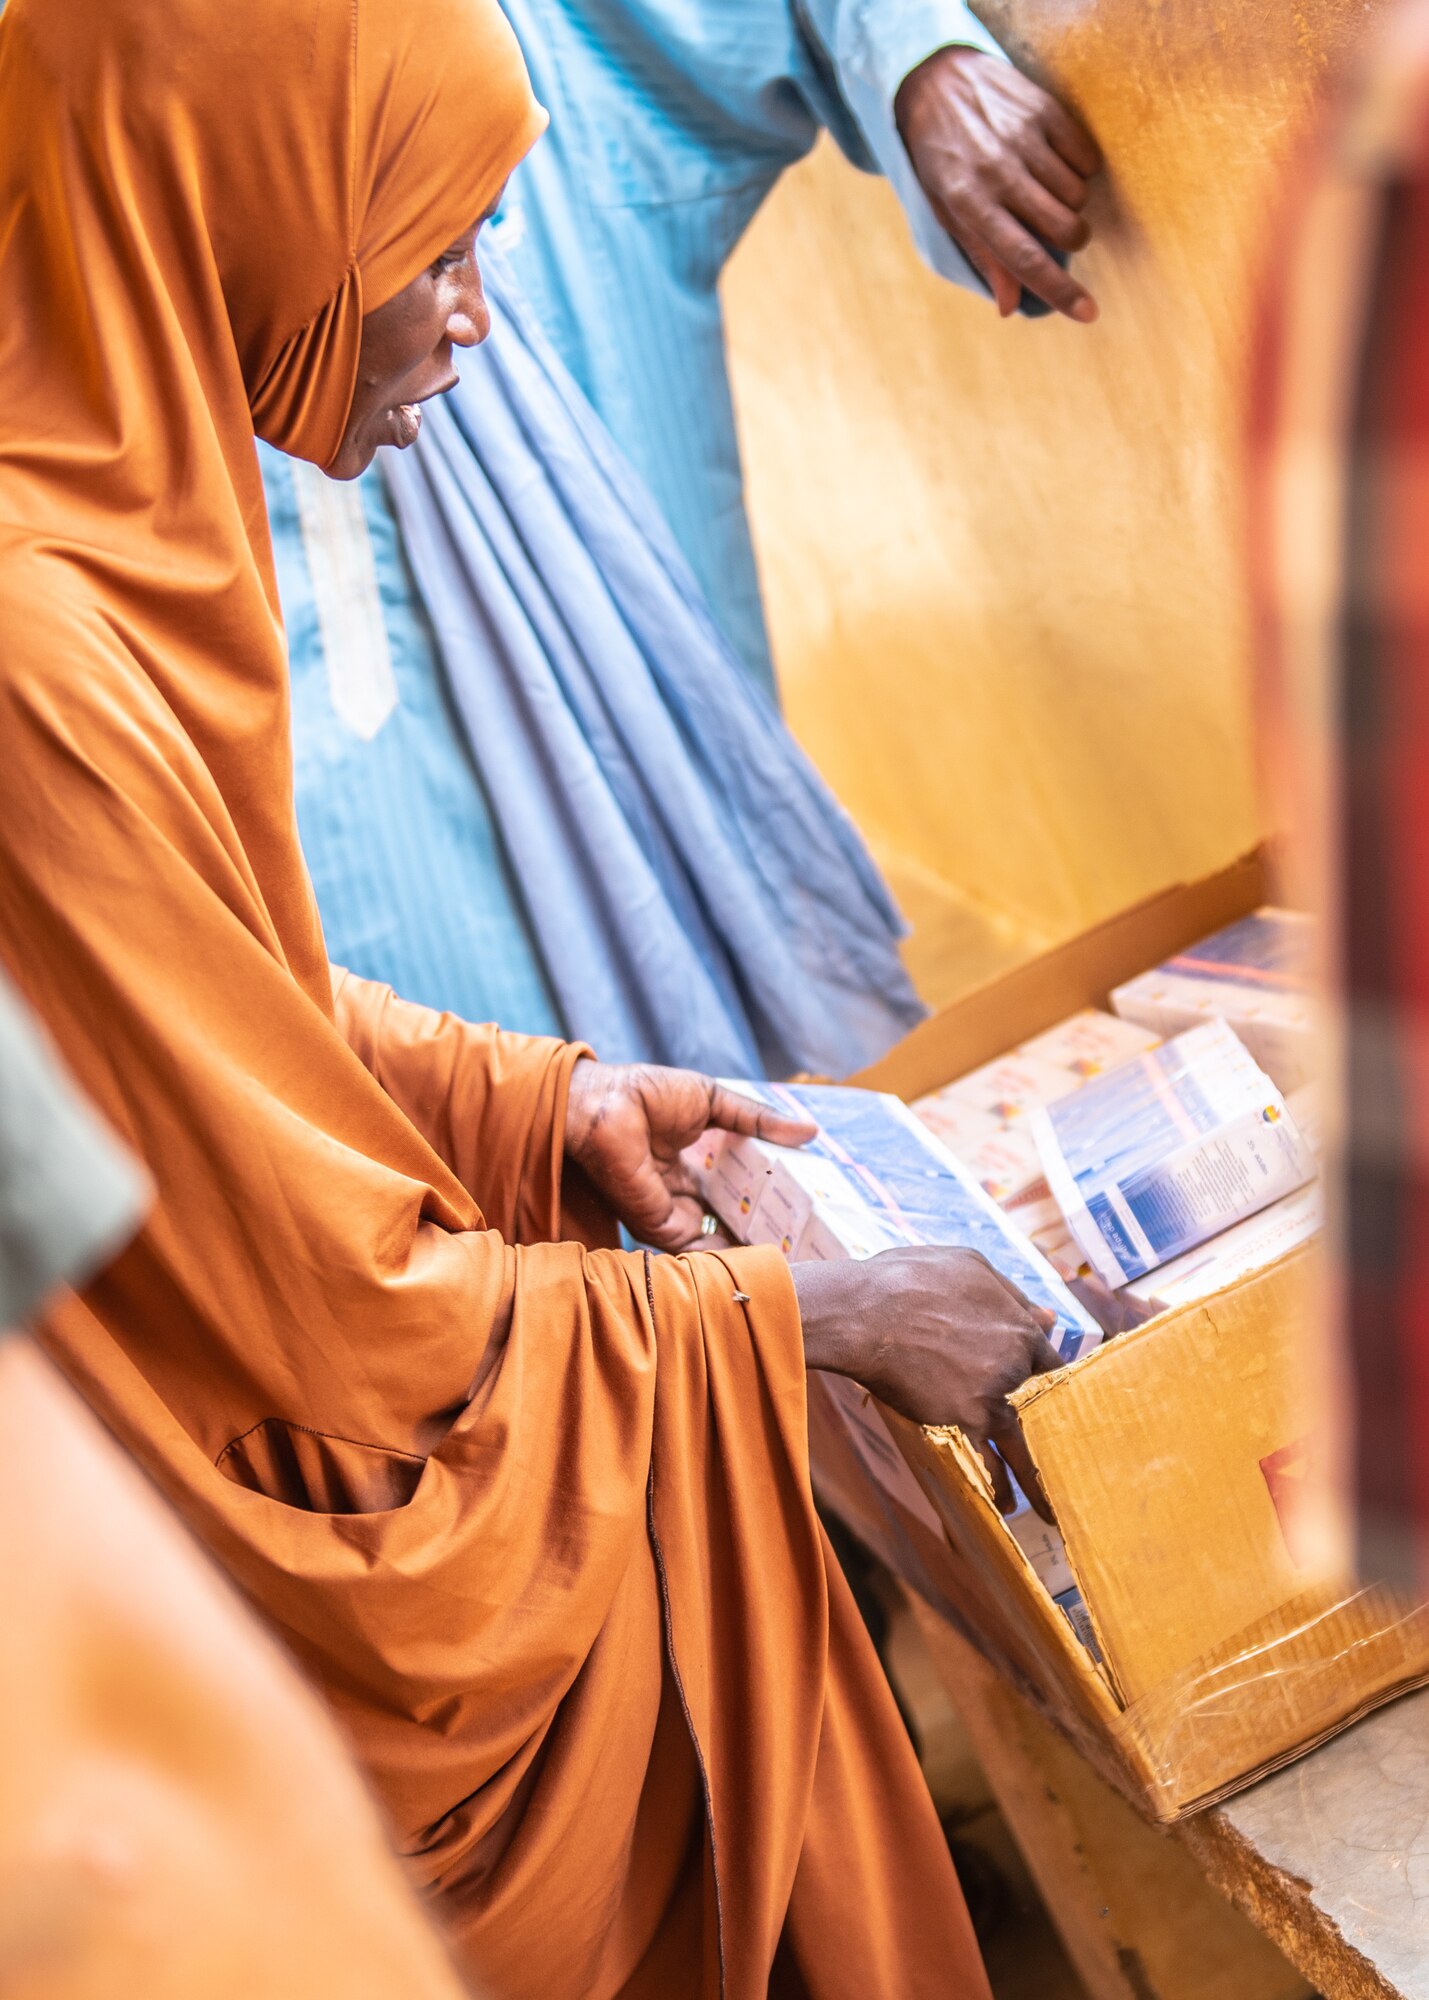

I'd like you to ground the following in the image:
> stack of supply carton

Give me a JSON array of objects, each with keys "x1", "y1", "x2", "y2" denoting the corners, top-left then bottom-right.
[
  {"x1": 1031, "y1": 1019, "x2": 1317, "y2": 1290},
  {"x1": 690, "y1": 1080, "x2": 1102, "y2": 1655},
  {"x1": 1111, "y1": 906, "x2": 1315, "y2": 1094},
  {"x1": 912, "y1": 1009, "x2": 1161, "y2": 1276},
  {"x1": 1119, "y1": 1091, "x2": 1322, "y2": 1311},
  {"x1": 1121, "y1": 1181, "x2": 1323, "y2": 1312}
]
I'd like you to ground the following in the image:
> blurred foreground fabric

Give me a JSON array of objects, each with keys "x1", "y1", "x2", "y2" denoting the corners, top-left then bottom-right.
[
  {"x1": 1253, "y1": 0, "x2": 1429, "y2": 1589},
  {"x1": 0, "y1": 969, "x2": 470, "y2": 1999}
]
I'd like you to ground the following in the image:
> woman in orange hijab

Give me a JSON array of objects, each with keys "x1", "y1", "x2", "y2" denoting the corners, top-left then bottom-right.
[{"x1": 0, "y1": 0, "x2": 1049, "y2": 1990}]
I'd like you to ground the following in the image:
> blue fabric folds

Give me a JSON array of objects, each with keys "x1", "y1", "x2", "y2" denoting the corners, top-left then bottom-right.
[
  {"x1": 264, "y1": 444, "x2": 563, "y2": 1039},
  {"x1": 381, "y1": 244, "x2": 924, "y2": 1077},
  {"x1": 497, "y1": 0, "x2": 1006, "y2": 686}
]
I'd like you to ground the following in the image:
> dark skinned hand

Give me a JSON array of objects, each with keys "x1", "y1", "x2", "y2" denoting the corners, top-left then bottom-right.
[
  {"x1": 896, "y1": 45, "x2": 1102, "y2": 323},
  {"x1": 563, "y1": 1060, "x2": 816, "y2": 1252},
  {"x1": 792, "y1": 1244, "x2": 1061, "y2": 1517}
]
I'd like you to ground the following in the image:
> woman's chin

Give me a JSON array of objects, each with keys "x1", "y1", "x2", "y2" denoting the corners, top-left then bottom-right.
[
  {"x1": 330, "y1": 422, "x2": 406, "y2": 479},
  {"x1": 321, "y1": 436, "x2": 373, "y2": 482}
]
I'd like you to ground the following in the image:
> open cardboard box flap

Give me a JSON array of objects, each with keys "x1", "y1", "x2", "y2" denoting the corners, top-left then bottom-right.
[
  {"x1": 821, "y1": 847, "x2": 1429, "y2": 1820},
  {"x1": 856, "y1": 847, "x2": 1272, "y2": 1104}
]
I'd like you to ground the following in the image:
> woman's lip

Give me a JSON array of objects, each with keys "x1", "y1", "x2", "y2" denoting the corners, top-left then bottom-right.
[
  {"x1": 388, "y1": 403, "x2": 422, "y2": 448},
  {"x1": 385, "y1": 373, "x2": 460, "y2": 448}
]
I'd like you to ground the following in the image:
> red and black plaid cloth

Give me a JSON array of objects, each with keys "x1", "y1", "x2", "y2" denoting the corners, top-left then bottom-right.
[{"x1": 1255, "y1": 6, "x2": 1429, "y2": 1589}]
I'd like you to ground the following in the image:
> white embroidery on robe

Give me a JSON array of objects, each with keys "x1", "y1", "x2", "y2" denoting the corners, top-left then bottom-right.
[{"x1": 291, "y1": 460, "x2": 398, "y2": 741}]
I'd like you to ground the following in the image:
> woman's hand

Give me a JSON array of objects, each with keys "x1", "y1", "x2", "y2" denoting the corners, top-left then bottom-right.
[
  {"x1": 792, "y1": 1245, "x2": 1062, "y2": 1509},
  {"x1": 564, "y1": 1060, "x2": 815, "y2": 1251},
  {"x1": 896, "y1": 46, "x2": 1101, "y2": 322}
]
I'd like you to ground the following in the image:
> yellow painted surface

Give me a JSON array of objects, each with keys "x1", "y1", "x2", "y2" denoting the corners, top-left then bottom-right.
[{"x1": 723, "y1": 0, "x2": 1380, "y2": 1004}]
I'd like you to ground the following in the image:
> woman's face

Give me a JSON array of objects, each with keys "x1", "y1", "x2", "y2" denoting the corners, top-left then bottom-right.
[{"x1": 327, "y1": 214, "x2": 494, "y2": 480}]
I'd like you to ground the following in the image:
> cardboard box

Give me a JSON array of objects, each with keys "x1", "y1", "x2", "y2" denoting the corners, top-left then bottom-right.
[{"x1": 815, "y1": 850, "x2": 1429, "y2": 1821}]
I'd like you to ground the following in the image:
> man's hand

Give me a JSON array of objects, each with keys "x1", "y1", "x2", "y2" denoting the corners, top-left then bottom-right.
[
  {"x1": 564, "y1": 1060, "x2": 816, "y2": 1252},
  {"x1": 896, "y1": 46, "x2": 1101, "y2": 323},
  {"x1": 792, "y1": 1244, "x2": 1061, "y2": 1511}
]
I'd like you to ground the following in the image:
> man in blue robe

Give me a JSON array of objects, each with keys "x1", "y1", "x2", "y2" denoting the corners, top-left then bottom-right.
[
  {"x1": 499, "y1": 0, "x2": 1099, "y2": 685},
  {"x1": 265, "y1": 0, "x2": 1100, "y2": 1064}
]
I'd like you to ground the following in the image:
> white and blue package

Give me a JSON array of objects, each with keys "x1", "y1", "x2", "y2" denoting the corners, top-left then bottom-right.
[
  {"x1": 1110, "y1": 906, "x2": 1316, "y2": 1094},
  {"x1": 1054, "y1": 1586, "x2": 1103, "y2": 1662},
  {"x1": 1031, "y1": 1020, "x2": 1316, "y2": 1290},
  {"x1": 690, "y1": 1080, "x2": 1101, "y2": 1365}
]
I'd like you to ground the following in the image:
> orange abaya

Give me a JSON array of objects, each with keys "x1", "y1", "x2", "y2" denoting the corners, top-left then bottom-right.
[{"x1": 0, "y1": 0, "x2": 990, "y2": 1991}]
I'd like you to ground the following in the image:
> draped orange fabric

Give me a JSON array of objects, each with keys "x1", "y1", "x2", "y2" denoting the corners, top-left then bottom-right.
[{"x1": 0, "y1": 0, "x2": 988, "y2": 1992}]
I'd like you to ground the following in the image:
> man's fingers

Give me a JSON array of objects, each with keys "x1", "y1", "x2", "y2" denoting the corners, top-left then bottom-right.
[
  {"x1": 992, "y1": 1423, "x2": 1056, "y2": 1524},
  {"x1": 1021, "y1": 134, "x2": 1092, "y2": 213},
  {"x1": 1027, "y1": 1328, "x2": 1065, "y2": 1374},
  {"x1": 1002, "y1": 170, "x2": 1091, "y2": 254},
  {"x1": 1040, "y1": 98, "x2": 1102, "y2": 178},
  {"x1": 1067, "y1": 1273, "x2": 1160, "y2": 1336},
  {"x1": 961, "y1": 234, "x2": 1022, "y2": 317},
  {"x1": 977, "y1": 1440, "x2": 1016, "y2": 1515},
  {"x1": 975, "y1": 207, "x2": 1097, "y2": 321},
  {"x1": 976, "y1": 1257, "x2": 1058, "y2": 1335},
  {"x1": 705, "y1": 1083, "x2": 817, "y2": 1150}
]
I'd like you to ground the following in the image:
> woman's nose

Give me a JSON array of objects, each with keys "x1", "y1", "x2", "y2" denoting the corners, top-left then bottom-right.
[{"x1": 449, "y1": 273, "x2": 490, "y2": 349}]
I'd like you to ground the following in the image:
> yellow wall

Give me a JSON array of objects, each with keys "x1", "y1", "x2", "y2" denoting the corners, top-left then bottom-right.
[{"x1": 723, "y1": 0, "x2": 1379, "y2": 1004}]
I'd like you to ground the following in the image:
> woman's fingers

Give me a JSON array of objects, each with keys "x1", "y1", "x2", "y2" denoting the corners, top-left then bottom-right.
[
  {"x1": 637, "y1": 1187, "x2": 706, "y2": 1251},
  {"x1": 704, "y1": 1081, "x2": 817, "y2": 1149}
]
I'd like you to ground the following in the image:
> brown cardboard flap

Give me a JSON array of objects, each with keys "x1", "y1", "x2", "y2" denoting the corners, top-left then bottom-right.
[
  {"x1": 805, "y1": 1373, "x2": 972, "y2": 1629},
  {"x1": 854, "y1": 847, "x2": 1273, "y2": 1103},
  {"x1": 808, "y1": 1372, "x2": 1151, "y2": 1803},
  {"x1": 880, "y1": 1412, "x2": 1121, "y2": 1722},
  {"x1": 1113, "y1": 1583, "x2": 1429, "y2": 1820},
  {"x1": 1012, "y1": 1252, "x2": 1334, "y2": 1706}
]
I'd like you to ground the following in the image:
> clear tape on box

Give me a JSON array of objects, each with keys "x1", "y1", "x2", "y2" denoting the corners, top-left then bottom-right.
[
  {"x1": 890, "y1": 1383, "x2": 1429, "y2": 1820},
  {"x1": 1112, "y1": 1581, "x2": 1429, "y2": 1815}
]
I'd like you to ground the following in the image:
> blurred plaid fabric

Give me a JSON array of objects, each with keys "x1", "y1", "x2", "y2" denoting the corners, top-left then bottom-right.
[{"x1": 1254, "y1": 5, "x2": 1429, "y2": 1589}]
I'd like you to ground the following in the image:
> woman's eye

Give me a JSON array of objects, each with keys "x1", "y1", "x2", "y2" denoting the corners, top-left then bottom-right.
[{"x1": 431, "y1": 247, "x2": 467, "y2": 275}]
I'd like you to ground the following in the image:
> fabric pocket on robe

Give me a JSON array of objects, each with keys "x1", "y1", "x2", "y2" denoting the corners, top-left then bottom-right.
[{"x1": 216, "y1": 1418, "x2": 427, "y2": 1515}]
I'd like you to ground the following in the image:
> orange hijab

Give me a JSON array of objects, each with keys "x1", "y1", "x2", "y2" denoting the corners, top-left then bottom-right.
[
  {"x1": 0, "y1": 0, "x2": 543, "y2": 1012},
  {"x1": 0, "y1": 3, "x2": 981, "y2": 1993}
]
